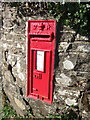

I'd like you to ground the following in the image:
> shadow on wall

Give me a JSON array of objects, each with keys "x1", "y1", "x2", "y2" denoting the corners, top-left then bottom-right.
[
  {"x1": 55, "y1": 21, "x2": 63, "y2": 70},
  {"x1": 53, "y1": 21, "x2": 63, "y2": 93}
]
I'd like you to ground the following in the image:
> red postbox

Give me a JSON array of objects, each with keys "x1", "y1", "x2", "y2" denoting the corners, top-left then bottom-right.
[{"x1": 27, "y1": 20, "x2": 56, "y2": 104}]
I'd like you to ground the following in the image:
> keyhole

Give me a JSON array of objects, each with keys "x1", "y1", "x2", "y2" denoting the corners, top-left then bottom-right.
[{"x1": 34, "y1": 75, "x2": 36, "y2": 78}]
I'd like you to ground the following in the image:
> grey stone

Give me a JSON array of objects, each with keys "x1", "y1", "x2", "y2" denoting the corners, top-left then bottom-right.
[
  {"x1": 77, "y1": 45, "x2": 90, "y2": 52},
  {"x1": 59, "y1": 42, "x2": 70, "y2": 52},
  {"x1": 65, "y1": 98, "x2": 77, "y2": 106},
  {"x1": 56, "y1": 73, "x2": 71, "y2": 86},
  {"x1": 14, "y1": 97, "x2": 25, "y2": 110},
  {"x1": 63, "y1": 60, "x2": 74, "y2": 70},
  {"x1": 58, "y1": 89, "x2": 68, "y2": 96}
]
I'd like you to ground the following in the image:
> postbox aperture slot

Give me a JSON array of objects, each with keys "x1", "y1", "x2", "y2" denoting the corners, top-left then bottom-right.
[
  {"x1": 31, "y1": 35, "x2": 50, "y2": 38},
  {"x1": 29, "y1": 32, "x2": 54, "y2": 42}
]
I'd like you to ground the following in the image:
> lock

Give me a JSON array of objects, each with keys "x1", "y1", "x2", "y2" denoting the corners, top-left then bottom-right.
[{"x1": 27, "y1": 20, "x2": 56, "y2": 104}]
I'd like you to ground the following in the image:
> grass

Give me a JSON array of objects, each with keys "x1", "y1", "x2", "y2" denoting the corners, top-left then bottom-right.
[
  {"x1": 1, "y1": 104, "x2": 18, "y2": 119},
  {"x1": 1, "y1": 105, "x2": 33, "y2": 119}
]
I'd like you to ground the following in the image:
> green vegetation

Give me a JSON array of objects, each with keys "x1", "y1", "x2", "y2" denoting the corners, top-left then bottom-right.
[
  {"x1": 8, "y1": 2, "x2": 90, "y2": 36},
  {"x1": 48, "y1": 109, "x2": 78, "y2": 120},
  {"x1": 1, "y1": 104, "x2": 17, "y2": 119},
  {"x1": 1, "y1": 103, "x2": 34, "y2": 119},
  {"x1": 48, "y1": 2, "x2": 90, "y2": 36},
  {"x1": 61, "y1": 110, "x2": 78, "y2": 120},
  {"x1": 1, "y1": 103, "x2": 78, "y2": 120},
  {"x1": 48, "y1": 114, "x2": 61, "y2": 119}
]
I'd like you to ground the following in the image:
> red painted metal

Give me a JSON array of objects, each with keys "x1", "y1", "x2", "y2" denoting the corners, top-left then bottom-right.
[{"x1": 27, "y1": 20, "x2": 56, "y2": 104}]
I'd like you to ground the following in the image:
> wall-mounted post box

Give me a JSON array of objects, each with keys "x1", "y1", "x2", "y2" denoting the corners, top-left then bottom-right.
[{"x1": 27, "y1": 20, "x2": 56, "y2": 104}]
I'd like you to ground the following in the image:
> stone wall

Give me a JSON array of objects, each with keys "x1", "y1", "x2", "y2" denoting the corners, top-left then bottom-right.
[
  {"x1": 0, "y1": 2, "x2": 3, "y2": 119},
  {"x1": 1, "y1": 3, "x2": 90, "y2": 119}
]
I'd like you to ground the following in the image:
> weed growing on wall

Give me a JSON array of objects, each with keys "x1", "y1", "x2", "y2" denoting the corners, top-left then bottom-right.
[
  {"x1": 1, "y1": 104, "x2": 17, "y2": 119},
  {"x1": 7, "y1": 2, "x2": 90, "y2": 35}
]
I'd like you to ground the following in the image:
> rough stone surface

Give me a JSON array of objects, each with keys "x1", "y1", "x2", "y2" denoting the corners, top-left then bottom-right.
[
  {"x1": 14, "y1": 97, "x2": 25, "y2": 110},
  {"x1": 56, "y1": 73, "x2": 71, "y2": 86},
  {"x1": 65, "y1": 98, "x2": 77, "y2": 106},
  {"x1": 1, "y1": 3, "x2": 90, "y2": 119},
  {"x1": 63, "y1": 60, "x2": 75, "y2": 70},
  {"x1": 0, "y1": 2, "x2": 3, "y2": 119}
]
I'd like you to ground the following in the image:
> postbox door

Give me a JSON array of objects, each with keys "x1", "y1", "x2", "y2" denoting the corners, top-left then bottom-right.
[
  {"x1": 31, "y1": 50, "x2": 51, "y2": 99},
  {"x1": 27, "y1": 20, "x2": 56, "y2": 104}
]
